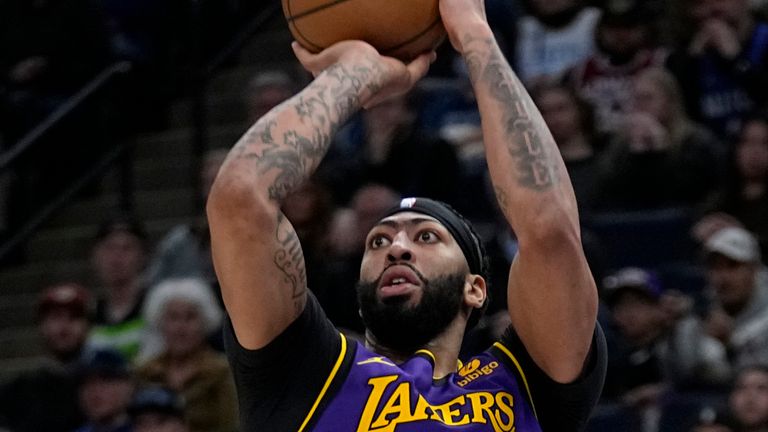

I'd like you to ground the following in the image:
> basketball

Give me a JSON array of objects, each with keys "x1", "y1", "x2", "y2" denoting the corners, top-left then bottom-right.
[{"x1": 282, "y1": 0, "x2": 445, "y2": 61}]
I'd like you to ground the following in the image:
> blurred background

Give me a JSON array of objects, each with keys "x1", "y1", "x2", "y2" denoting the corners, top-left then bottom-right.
[{"x1": 1, "y1": 0, "x2": 768, "y2": 431}]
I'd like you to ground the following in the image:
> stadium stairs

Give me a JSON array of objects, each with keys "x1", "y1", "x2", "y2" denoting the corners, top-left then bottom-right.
[{"x1": 0, "y1": 24, "x2": 295, "y2": 377}]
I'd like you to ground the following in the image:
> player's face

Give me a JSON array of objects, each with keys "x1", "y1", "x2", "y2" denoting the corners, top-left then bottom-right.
[{"x1": 357, "y1": 213, "x2": 470, "y2": 352}]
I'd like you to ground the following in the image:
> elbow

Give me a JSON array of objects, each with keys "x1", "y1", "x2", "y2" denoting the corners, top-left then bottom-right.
[
  {"x1": 206, "y1": 168, "x2": 274, "y2": 224},
  {"x1": 517, "y1": 204, "x2": 581, "y2": 251}
]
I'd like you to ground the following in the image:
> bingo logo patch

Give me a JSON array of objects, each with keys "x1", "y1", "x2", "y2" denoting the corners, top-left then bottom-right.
[{"x1": 457, "y1": 359, "x2": 499, "y2": 387}]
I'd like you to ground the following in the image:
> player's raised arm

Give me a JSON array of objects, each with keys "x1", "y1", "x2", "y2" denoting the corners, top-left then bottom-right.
[
  {"x1": 440, "y1": 0, "x2": 598, "y2": 382},
  {"x1": 206, "y1": 41, "x2": 432, "y2": 350}
]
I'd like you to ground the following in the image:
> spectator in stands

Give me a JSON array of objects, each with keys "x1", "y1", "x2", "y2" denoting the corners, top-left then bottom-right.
[
  {"x1": 129, "y1": 386, "x2": 189, "y2": 432},
  {"x1": 0, "y1": 0, "x2": 111, "y2": 226},
  {"x1": 514, "y1": 0, "x2": 601, "y2": 85},
  {"x1": 531, "y1": 81, "x2": 605, "y2": 213},
  {"x1": 0, "y1": 283, "x2": 92, "y2": 432},
  {"x1": 244, "y1": 70, "x2": 297, "y2": 124},
  {"x1": 0, "y1": 0, "x2": 110, "y2": 141},
  {"x1": 76, "y1": 349, "x2": 135, "y2": 432},
  {"x1": 137, "y1": 278, "x2": 236, "y2": 432},
  {"x1": 691, "y1": 406, "x2": 738, "y2": 432},
  {"x1": 146, "y1": 149, "x2": 228, "y2": 290},
  {"x1": 597, "y1": 67, "x2": 724, "y2": 210},
  {"x1": 323, "y1": 92, "x2": 464, "y2": 208},
  {"x1": 88, "y1": 216, "x2": 150, "y2": 362},
  {"x1": 698, "y1": 114, "x2": 768, "y2": 260},
  {"x1": 704, "y1": 226, "x2": 768, "y2": 369},
  {"x1": 568, "y1": 0, "x2": 667, "y2": 134},
  {"x1": 729, "y1": 365, "x2": 768, "y2": 432},
  {"x1": 602, "y1": 268, "x2": 731, "y2": 408},
  {"x1": 666, "y1": 0, "x2": 768, "y2": 138},
  {"x1": 281, "y1": 180, "x2": 336, "y2": 297}
]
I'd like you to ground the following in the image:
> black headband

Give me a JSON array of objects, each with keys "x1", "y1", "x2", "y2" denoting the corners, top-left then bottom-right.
[{"x1": 381, "y1": 198, "x2": 483, "y2": 275}]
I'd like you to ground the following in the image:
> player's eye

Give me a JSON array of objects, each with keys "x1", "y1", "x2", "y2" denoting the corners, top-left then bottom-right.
[
  {"x1": 417, "y1": 231, "x2": 438, "y2": 243},
  {"x1": 369, "y1": 234, "x2": 390, "y2": 249}
]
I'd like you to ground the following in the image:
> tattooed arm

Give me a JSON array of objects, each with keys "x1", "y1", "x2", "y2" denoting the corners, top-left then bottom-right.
[
  {"x1": 440, "y1": 2, "x2": 598, "y2": 382},
  {"x1": 207, "y1": 41, "x2": 432, "y2": 349}
]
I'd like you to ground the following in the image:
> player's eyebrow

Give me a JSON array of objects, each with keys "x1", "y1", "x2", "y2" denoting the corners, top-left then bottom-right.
[{"x1": 374, "y1": 217, "x2": 441, "y2": 230}]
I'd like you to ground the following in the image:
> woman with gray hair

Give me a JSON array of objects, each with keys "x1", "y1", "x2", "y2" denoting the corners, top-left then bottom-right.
[{"x1": 137, "y1": 278, "x2": 237, "y2": 432}]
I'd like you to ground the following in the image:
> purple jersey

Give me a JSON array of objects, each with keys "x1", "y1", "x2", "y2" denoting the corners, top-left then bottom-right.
[
  {"x1": 225, "y1": 294, "x2": 606, "y2": 432},
  {"x1": 307, "y1": 335, "x2": 541, "y2": 431}
]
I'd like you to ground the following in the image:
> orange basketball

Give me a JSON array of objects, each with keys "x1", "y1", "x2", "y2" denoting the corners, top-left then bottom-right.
[{"x1": 282, "y1": 0, "x2": 445, "y2": 61}]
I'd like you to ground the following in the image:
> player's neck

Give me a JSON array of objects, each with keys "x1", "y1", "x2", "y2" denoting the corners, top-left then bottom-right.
[{"x1": 367, "y1": 317, "x2": 466, "y2": 378}]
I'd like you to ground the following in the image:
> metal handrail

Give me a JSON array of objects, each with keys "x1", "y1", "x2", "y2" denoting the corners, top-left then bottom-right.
[
  {"x1": 190, "y1": 2, "x2": 282, "y2": 205},
  {"x1": 192, "y1": 2, "x2": 282, "y2": 144},
  {"x1": 0, "y1": 4, "x2": 281, "y2": 263},
  {"x1": 0, "y1": 61, "x2": 132, "y2": 173},
  {"x1": 202, "y1": 3, "x2": 283, "y2": 79},
  {"x1": 0, "y1": 142, "x2": 130, "y2": 262}
]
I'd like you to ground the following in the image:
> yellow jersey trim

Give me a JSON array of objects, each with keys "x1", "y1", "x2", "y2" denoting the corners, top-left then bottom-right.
[
  {"x1": 298, "y1": 333, "x2": 348, "y2": 432},
  {"x1": 414, "y1": 349, "x2": 464, "y2": 379},
  {"x1": 493, "y1": 342, "x2": 539, "y2": 420},
  {"x1": 414, "y1": 349, "x2": 436, "y2": 363}
]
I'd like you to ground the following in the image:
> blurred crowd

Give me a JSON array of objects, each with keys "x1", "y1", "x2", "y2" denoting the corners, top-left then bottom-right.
[{"x1": 2, "y1": 0, "x2": 768, "y2": 431}]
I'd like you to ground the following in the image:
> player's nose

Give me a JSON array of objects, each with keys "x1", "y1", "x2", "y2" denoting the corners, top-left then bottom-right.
[{"x1": 386, "y1": 231, "x2": 413, "y2": 263}]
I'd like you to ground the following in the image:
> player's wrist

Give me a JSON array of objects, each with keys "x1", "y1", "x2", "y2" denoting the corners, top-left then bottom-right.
[{"x1": 453, "y1": 22, "x2": 494, "y2": 55}]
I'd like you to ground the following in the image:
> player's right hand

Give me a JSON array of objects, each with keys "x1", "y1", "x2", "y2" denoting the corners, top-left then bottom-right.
[{"x1": 291, "y1": 41, "x2": 434, "y2": 109}]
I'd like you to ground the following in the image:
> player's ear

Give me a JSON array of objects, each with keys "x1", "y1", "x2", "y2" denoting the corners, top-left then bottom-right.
[{"x1": 464, "y1": 274, "x2": 486, "y2": 309}]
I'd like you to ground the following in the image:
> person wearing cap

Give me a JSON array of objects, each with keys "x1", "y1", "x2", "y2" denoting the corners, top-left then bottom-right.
[
  {"x1": 129, "y1": 386, "x2": 189, "y2": 432},
  {"x1": 87, "y1": 215, "x2": 150, "y2": 363},
  {"x1": 601, "y1": 268, "x2": 730, "y2": 422},
  {"x1": 0, "y1": 283, "x2": 91, "y2": 432},
  {"x1": 704, "y1": 226, "x2": 768, "y2": 369},
  {"x1": 207, "y1": 3, "x2": 606, "y2": 431},
  {"x1": 75, "y1": 349, "x2": 135, "y2": 432}
]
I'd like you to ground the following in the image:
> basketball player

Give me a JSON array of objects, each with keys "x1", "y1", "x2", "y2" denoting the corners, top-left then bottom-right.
[{"x1": 206, "y1": 0, "x2": 607, "y2": 429}]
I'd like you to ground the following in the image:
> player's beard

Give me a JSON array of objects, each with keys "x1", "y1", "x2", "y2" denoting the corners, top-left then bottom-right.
[{"x1": 356, "y1": 267, "x2": 466, "y2": 354}]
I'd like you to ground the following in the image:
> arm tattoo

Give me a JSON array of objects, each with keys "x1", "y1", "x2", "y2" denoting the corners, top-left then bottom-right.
[
  {"x1": 274, "y1": 212, "x2": 307, "y2": 314},
  {"x1": 232, "y1": 59, "x2": 384, "y2": 202},
  {"x1": 225, "y1": 57, "x2": 383, "y2": 308},
  {"x1": 463, "y1": 36, "x2": 559, "y2": 192}
]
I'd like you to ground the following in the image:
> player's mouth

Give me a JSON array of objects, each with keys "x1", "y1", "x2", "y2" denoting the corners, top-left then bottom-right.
[{"x1": 377, "y1": 265, "x2": 422, "y2": 299}]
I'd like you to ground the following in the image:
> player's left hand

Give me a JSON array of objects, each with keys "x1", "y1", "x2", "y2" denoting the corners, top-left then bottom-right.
[{"x1": 291, "y1": 41, "x2": 434, "y2": 109}]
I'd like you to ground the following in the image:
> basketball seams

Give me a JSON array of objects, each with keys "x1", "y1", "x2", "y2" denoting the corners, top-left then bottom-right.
[
  {"x1": 286, "y1": 0, "x2": 325, "y2": 51},
  {"x1": 285, "y1": 0, "x2": 445, "y2": 60},
  {"x1": 382, "y1": 16, "x2": 444, "y2": 57},
  {"x1": 286, "y1": 0, "x2": 358, "y2": 22},
  {"x1": 289, "y1": 20, "x2": 324, "y2": 51}
]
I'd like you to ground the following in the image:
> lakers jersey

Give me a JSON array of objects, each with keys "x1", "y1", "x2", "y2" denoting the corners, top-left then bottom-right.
[{"x1": 306, "y1": 335, "x2": 541, "y2": 432}]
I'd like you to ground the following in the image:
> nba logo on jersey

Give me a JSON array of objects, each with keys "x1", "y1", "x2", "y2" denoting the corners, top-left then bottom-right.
[{"x1": 400, "y1": 198, "x2": 417, "y2": 208}]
